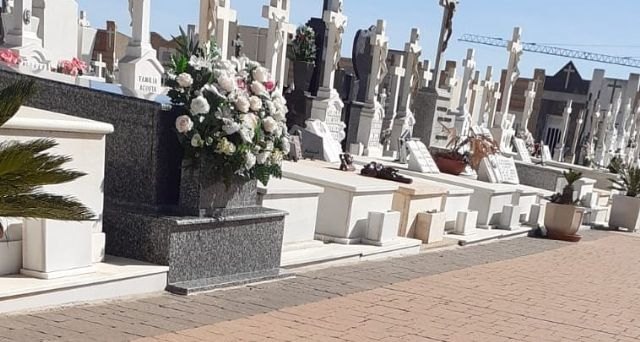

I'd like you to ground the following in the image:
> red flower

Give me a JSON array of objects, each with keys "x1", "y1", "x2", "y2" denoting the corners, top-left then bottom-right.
[
  {"x1": 264, "y1": 81, "x2": 276, "y2": 92},
  {"x1": 0, "y1": 49, "x2": 20, "y2": 65}
]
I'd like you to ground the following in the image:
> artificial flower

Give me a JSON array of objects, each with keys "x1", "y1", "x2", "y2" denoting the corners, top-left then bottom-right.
[
  {"x1": 190, "y1": 95, "x2": 210, "y2": 114},
  {"x1": 218, "y1": 74, "x2": 236, "y2": 93},
  {"x1": 245, "y1": 151, "x2": 257, "y2": 170},
  {"x1": 235, "y1": 96, "x2": 250, "y2": 113},
  {"x1": 257, "y1": 151, "x2": 271, "y2": 165},
  {"x1": 176, "y1": 73, "x2": 194, "y2": 88},
  {"x1": 252, "y1": 67, "x2": 269, "y2": 83},
  {"x1": 175, "y1": 115, "x2": 194, "y2": 133},
  {"x1": 191, "y1": 134, "x2": 204, "y2": 148},
  {"x1": 263, "y1": 117, "x2": 278, "y2": 133},
  {"x1": 249, "y1": 96, "x2": 262, "y2": 112},
  {"x1": 250, "y1": 81, "x2": 266, "y2": 95}
]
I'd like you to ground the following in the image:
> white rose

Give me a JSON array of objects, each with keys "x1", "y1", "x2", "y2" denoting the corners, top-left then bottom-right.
[
  {"x1": 176, "y1": 73, "x2": 193, "y2": 88},
  {"x1": 222, "y1": 118, "x2": 241, "y2": 135},
  {"x1": 252, "y1": 67, "x2": 269, "y2": 83},
  {"x1": 191, "y1": 134, "x2": 204, "y2": 148},
  {"x1": 251, "y1": 81, "x2": 266, "y2": 95},
  {"x1": 272, "y1": 108, "x2": 286, "y2": 122},
  {"x1": 235, "y1": 96, "x2": 250, "y2": 113},
  {"x1": 239, "y1": 127, "x2": 255, "y2": 143},
  {"x1": 257, "y1": 151, "x2": 271, "y2": 165},
  {"x1": 218, "y1": 74, "x2": 236, "y2": 93},
  {"x1": 216, "y1": 138, "x2": 236, "y2": 155},
  {"x1": 263, "y1": 116, "x2": 277, "y2": 133},
  {"x1": 175, "y1": 115, "x2": 194, "y2": 133},
  {"x1": 271, "y1": 151, "x2": 283, "y2": 166},
  {"x1": 190, "y1": 96, "x2": 210, "y2": 115},
  {"x1": 245, "y1": 151, "x2": 257, "y2": 170},
  {"x1": 281, "y1": 137, "x2": 291, "y2": 155},
  {"x1": 266, "y1": 141, "x2": 275, "y2": 151},
  {"x1": 241, "y1": 113, "x2": 259, "y2": 130},
  {"x1": 249, "y1": 96, "x2": 263, "y2": 112}
]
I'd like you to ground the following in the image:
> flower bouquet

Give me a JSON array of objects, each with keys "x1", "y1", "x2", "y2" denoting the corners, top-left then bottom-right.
[
  {"x1": 58, "y1": 58, "x2": 87, "y2": 76},
  {"x1": 167, "y1": 41, "x2": 290, "y2": 193},
  {"x1": 0, "y1": 49, "x2": 20, "y2": 66}
]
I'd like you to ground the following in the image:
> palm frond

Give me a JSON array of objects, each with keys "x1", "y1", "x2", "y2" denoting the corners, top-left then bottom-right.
[
  {"x1": 609, "y1": 165, "x2": 640, "y2": 197},
  {"x1": 0, "y1": 192, "x2": 94, "y2": 220},
  {"x1": 0, "y1": 80, "x2": 36, "y2": 127}
]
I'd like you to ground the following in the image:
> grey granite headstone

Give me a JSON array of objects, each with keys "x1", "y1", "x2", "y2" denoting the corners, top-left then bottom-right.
[
  {"x1": 290, "y1": 125, "x2": 323, "y2": 160},
  {"x1": 0, "y1": 70, "x2": 288, "y2": 294}
]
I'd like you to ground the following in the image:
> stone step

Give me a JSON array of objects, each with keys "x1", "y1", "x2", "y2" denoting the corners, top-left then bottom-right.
[{"x1": 0, "y1": 257, "x2": 168, "y2": 314}]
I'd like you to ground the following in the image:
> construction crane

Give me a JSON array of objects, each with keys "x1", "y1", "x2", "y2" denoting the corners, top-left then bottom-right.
[{"x1": 458, "y1": 34, "x2": 640, "y2": 69}]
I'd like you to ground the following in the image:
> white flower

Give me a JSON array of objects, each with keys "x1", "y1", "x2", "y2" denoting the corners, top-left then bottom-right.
[
  {"x1": 222, "y1": 118, "x2": 241, "y2": 135},
  {"x1": 272, "y1": 107, "x2": 286, "y2": 122},
  {"x1": 239, "y1": 127, "x2": 255, "y2": 143},
  {"x1": 175, "y1": 115, "x2": 193, "y2": 133},
  {"x1": 235, "y1": 96, "x2": 250, "y2": 113},
  {"x1": 271, "y1": 151, "x2": 283, "y2": 166},
  {"x1": 202, "y1": 83, "x2": 226, "y2": 99},
  {"x1": 251, "y1": 81, "x2": 266, "y2": 95},
  {"x1": 218, "y1": 74, "x2": 236, "y2": 93},
  {"x1": 263, "y1": 116, "x2": 277, "y2": 133},
  {"x1": 241, "y1": 113, "x2": 259, "y2": 130},
  {"x1": 252, "y1": 67, "x2": 269, "y2": 83},
  {"x1": 190, "y1": 96, "x2": 210, "y2": 115},
  {"x1": 273, "y1": 124, "x2": 284, "y2": 138},
  {"x1": 216, "y1": 138, "x2": 236, "y2": 156},
  {"x1": 176, "y1": 73, "x2": 193, "y2": 88},
  {"x1": 281, "y1": 137, "x2": 291, "y2": 155},
  {"x1": 191, "y1": 134, "x2": 204, "y2": 148},
  {"x1": 249, "y1": 96, "x2": 263, "y2": 112},
  {"x1": 245, "y1": 151, "x2": 256, "y2": 170},
  {"x1": 265, "y1": 141, "x2": 275, "y2": 151},
  {"x1": 189, "y1": 55, "x2": 209, "y2": 70},
  {"x1": 257, "y1": 151, "x2": 271, "y2": 165}
]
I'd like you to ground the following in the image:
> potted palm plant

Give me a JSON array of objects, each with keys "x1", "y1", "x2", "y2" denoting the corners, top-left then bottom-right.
[
  {"x1": 544, "y1": 169, "x2": 585, "y2": 242},
  {"x1": 608, "y1": 164, "x2": 640, "y2": 232},
  {"x1": 287, "y1": 25, "x2": 316, "y2": 93},
  {"x1": 0, "y1": 80, "x2": 94, "y2": 275}
]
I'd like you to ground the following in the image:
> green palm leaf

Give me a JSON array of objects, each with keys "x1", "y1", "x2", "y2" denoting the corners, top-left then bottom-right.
[{"x1": 0, "y1": 80, "x2": 36, "y2": 127}]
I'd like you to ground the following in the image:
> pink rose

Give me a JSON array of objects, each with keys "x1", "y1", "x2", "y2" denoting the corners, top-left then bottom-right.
[
  {"x1": 0, "y1": 49, "x2": 20, "y2": 65},
  {"x1": 264, "y1": 81, "x2": 276, "y2": 92}
]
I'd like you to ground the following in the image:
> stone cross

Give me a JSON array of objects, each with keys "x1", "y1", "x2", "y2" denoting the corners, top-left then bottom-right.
[
  {"x1": 570, "y1": 109, "x2": 585, "y2": 159},
  {"x1": 365, "y1": 19, "x2": 389, "y2": 106},
  {"x1": 554, "y1": 100, "x2": 573, "y2": 162},
  {"x1": 498, "y1": 27, "x2": 523, "y2": 127},
  {"x1": 199, "y1": 0, "x2": 237, "y2": 60},
  {"x1": 92, "y1": 53, "x2": 107, "y2": 78},
  {"x1": 318, "y1": 0, "x2": 347, "y2": 95},
  {"x1": 262, "y1": 0, "x2": 295, "y2": 89},
  {"x1": 397, "y1": 28, "x2": 421, "y2": 115},
  {"x1": 470, "y1": 70, "x2": 485, "y2": 126},
  {"x1": 455, "y1": 48, "x2": 475, "y2": 114},
  {"x1": 431, "y1": 0, "x2": 459, "y2": 89},
  {"x1": 128, "y1": 0, "x2": 152, "y2": 51},
  {"x1": 420, "y1": 60, "x2": 433, "y2": 88},
  {"x1": 478, "y1": 66, "x2": 494, "y2": 126},
  {"x1": 79, "y1": 10, "x2": 91, "y2": 27},
  {"x1": 521, "y1": 81, "x2": 537, "y2": 133},
  {"x1": 487, "y1": 80, "x2": 501, "y2": 128},
  {"x1": 386, "y1": 54, "x2": 405, "y2": 122}
]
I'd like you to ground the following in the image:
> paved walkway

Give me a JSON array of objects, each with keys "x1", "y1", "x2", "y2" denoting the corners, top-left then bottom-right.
[{"x1": 2, "y1": 230, "x2": 639, "y2": 341}]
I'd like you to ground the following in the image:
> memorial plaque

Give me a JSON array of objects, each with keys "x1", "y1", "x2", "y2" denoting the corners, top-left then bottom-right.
[
  {"x1": 495, "y1": 156, "x2": 520, "y2": 185},
  {"x1": 541, "y1": 145, "x2": 552, "y2": 164},
  {"x1": 513, "y1": 138, "x2": 532, "y2": 163},
  {"x1": 407, "y1": 140, "x2": 440, "y2": 174}
]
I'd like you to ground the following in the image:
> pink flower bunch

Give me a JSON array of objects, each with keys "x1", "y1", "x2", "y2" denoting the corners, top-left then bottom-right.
[
  {"x1": 59, "y1": 58, "x2": 87, "y2": 76},
  {"x1": 0, "y1": 49, "x2": 20, "y2": 65}
]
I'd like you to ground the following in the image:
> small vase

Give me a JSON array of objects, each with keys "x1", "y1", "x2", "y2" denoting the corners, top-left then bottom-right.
[{"x1": 179, "y1": 160, "x2": 257, "y2": 217}]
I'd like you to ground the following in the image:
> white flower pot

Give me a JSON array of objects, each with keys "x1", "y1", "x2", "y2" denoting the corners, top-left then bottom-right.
[
  {"x1": 609, "y1": 195, "x2": 640, "y2": 232},
  {"x1": 415, "y1": 212, "x2": 446, "y2": 243},
  {"x1": 21, "y1": 219, "x2": 94, "y2": 279},
  {"x1": 544, "y1": 203, "x2": 585, "y2": 241}
]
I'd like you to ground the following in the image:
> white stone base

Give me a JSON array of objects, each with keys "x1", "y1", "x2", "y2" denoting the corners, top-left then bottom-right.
[
  {"x1": 356, "y1": 105, "x2": 383, "y2": 158},
  {"x1": 21, "y1": 265, "x2": 95, "y2": 280},
  {"x1": 0, "y1": 241, "x2": 22, "y2": 276},
  {"x1": 498, "y1": 205, "x2": 521, "y2": 230},
  {"x1": 364, "y1": 211, "x2": 401, "y2": 246},
  {"x1": 453, "y1": 211, "x2": 479, "y2": 236},
  {"x1": 415, "y1": 212, "x2": 446, "y2": 244},
  {"x1": 446, "y1": 226, "x2": 533, "y2": 246},
  {"x1": 0, "y1": 257, "x2": 168, "y2": 314}
]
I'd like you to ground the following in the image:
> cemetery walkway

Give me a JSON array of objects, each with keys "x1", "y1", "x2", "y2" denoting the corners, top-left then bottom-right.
[{"x1": 2, "y1": 230, "x2": 640, "y2": 341}]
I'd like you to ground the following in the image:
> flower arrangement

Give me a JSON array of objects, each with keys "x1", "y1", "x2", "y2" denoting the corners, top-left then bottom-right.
[
  {"x1": 0, "y1": 49, "x2": 20, "y2": 66},
  {"x1": 167, "y1": 40, "x2": 289, "y2": 186},
  {"x1": 58, "y1": 58, "x2": 87, "y2": 76},
  {"x1": 287, "y1": 25, "x2": 316, "y2": 64}
]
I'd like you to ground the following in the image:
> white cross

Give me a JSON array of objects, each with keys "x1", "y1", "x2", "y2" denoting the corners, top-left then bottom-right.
[
  {"x1": 216, "y1": 0, "x2": 237, "y2": 60},
  {"x1": 92, "y1": 53, "x2": 107, "y2": 78},
  {"x1": 262, "y1": 0, "x2": 295, "y2": 88},
  {"x1": 421, "y1": 60, "x2": 433, "y2": 88},
  {"x1": 563, "y1": 64, "x2": 575, "y2": 89}
]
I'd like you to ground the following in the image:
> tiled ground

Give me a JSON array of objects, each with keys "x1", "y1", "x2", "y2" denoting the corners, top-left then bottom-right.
[{"x1": 1, "y1": 230, "x2": 637, "y2": 342}]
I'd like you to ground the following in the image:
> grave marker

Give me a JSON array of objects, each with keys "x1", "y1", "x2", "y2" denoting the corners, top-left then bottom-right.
[
  {"x1": 406, "y1": 140, "x2": 440, "y2": 174},
  {"x1": 513, "y1": 138, "x2": 532, "y2": 163}
]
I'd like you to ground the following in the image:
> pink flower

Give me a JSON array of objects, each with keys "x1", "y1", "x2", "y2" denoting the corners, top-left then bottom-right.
[
  {"x1": 236, "y1": 78, "x2": 247, "y2": 90},
  {"x1": 59, "y1": 57, "x2": 88, "y2": 76},
  {"x1": 0, "y1": 49, "x2": 20, "y2": 65},
  {"x1": 264, "y1": 81, "x2": 276, "y2": 92}
]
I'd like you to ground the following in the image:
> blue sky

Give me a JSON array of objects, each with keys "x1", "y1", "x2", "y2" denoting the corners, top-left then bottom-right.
[{"x1": 77, "y1": 0, "x2": 640, "y2": 80}]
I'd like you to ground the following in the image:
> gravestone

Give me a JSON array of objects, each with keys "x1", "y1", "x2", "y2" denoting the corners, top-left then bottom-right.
[
  {"x1": 492, "y1": 27, "x2": 522, "y2": 152},
  {"x1": 119, "y1": 0, "x2": 164, "y2": 96},
  {"x1": 199, "y1": 0, "x2": 237, "y2": 60},
  {"x1": 32, "y1": 0, "x2": 78, "y2": 66},
  {"x1": 1, "y1": 0, "x2": 51, "y2": 71},
  {"x1": 478, "y1": 155, "x2": 519, "y2": 185},
  {"x1": 306, "y1": 119, "x2": 341, "y2": 163},
  {"x1": 262, "y1": 0, "x2": 295, "y2": 89},
  {"x1": 406, "y1": 140, "x2": 440, "y2": 174},
  {"x1": 513, "y1": 138, "x2": 532, "y2": 163},
  {"x1": 541, "y1": 144, "x2": 552, "y2": 164}
]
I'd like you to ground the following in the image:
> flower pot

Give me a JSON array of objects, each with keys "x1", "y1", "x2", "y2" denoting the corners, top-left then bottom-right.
[
  {"x1": 179, "y1": 160, "x2": 258, "y2": 217},
  {"x1": 609, "y1": 195, "x2": 640, "y2": 232},
  {"x1": 293, "y1": 61, "x2": 315, "y2": 94},
  {"x1": 544, "y1": 203, "x2": 585, "y2": 241},
  {"x1": 433, "y1": 155, "x2": 467, "y2": 175}
]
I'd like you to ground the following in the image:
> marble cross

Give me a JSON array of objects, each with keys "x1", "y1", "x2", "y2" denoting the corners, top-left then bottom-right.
[
  {"x1": 498, "y1": 27, "x2": 523, "y2": 126},
  {"x1": 420, "y1": 60, "x2": 433, "y2": 89},
  {"x1": 397, "y1": 28, "x2": 422, "y2": 115},
  {"x1": 199, "y1": 0, "x2": 237, "y2": 60},
  {"x1": 366, "y1": 19, "x2": 389, "y2": 105},
  {"x1": 262, "y1": 0, "x2": 295, "y2": 90},
  {"x1": 319, "y1": 0, "x2": 347, "y2": 93},
  {"x1": 92, "y1": 53, "x2": 107, "y2": 78},
  {"x1": 521, "y1": 81, "x2": 537, "y2": 133},
  {"x1": 455, "y1": 48, "x2": 476, "y2": 114}
]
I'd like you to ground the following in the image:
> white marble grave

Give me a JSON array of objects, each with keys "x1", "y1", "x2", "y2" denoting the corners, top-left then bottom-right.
[
  {"x1": 0, "y1": 106, "x2": 113, "y2": 279},
  {"x1": 392, "y1": 180, "x2": 447, "y2": 238},
  {"x1": 119, "y1": 0, "x2": 164, "y2": 96},
  {"x1": 513, "y1": 138, "x2": 532, "y2": 163},
  {"x1": 258, "y1": 177, "x2": 324, "y2": 246},
  {"x1": 305, "y1": 119, "x2": 342, "y2": 163}
]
